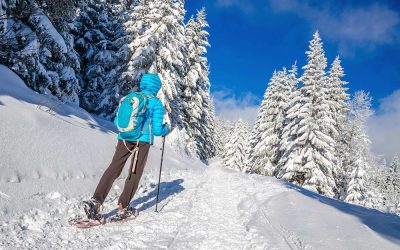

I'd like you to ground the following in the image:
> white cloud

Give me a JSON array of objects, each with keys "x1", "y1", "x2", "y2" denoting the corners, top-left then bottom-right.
[
  {"x1": 269, "y1": 0, "x2": 400, "y2": 54},
  {"x1": 368, "y1": 89, "x2": 400, "y2": 162},
  {"x1": 212, "y1": 89, "x2": 260, "y2": 125}
]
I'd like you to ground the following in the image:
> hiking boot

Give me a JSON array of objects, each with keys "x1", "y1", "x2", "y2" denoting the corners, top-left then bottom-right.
[{"x1": 83, "y1": 198, "x2": 103, "y2": 221}]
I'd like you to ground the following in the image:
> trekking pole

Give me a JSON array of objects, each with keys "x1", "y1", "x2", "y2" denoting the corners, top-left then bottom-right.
[{"x1": 155, "y1": 136, "x2": 166, "y2": 212}]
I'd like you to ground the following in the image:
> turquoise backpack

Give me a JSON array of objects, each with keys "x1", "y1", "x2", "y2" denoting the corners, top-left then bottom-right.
[{"x1": 114, "y1": 92, "x2": 152, "y2": 141}]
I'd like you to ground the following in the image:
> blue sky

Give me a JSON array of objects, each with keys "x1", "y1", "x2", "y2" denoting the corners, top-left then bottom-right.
[{"x1": 186, "y1": 0, "x2": 400, "y2": 159}]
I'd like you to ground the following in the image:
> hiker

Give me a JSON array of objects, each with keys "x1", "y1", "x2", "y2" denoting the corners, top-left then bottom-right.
[{"x1": 83, "y1": 73, "x2": 170, "y2": 221}]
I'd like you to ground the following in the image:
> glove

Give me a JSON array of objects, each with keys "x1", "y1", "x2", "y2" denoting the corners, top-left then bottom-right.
[{"x1": 162, "y1": 123, "x2": 173, "y2": 137}]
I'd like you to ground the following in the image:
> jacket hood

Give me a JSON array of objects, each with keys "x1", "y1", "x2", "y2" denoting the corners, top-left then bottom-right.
[{"x1": 140, "y1": 73, "x2": 162, "y2": 96}]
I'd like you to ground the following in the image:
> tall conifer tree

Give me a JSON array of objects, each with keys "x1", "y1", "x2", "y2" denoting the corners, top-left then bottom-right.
[
  {"x1": 223, "y1": 119, "x2": 250, "y2": 171},
  {"x1": 183, "y1": 8, "x2": 215, "y2": 161},
  {"x1": 276, "y1": 32, "x2": 337, "y2": 197},
  {"x1": 344, "y1": 91, "x2": 374, "y2": 204},
  {"x1": 248, "y1": 69, "x2": 294, "y2": 175}
]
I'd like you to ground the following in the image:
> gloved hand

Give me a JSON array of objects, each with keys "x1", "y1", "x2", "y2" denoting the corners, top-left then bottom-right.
[{"x1": 162, "y1": 123, "x2": 173, "y2": 137}]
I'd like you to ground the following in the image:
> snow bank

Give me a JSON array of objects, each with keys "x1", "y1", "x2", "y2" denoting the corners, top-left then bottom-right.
[
  {"x1": 258, "y1": 183, "x2": 400, "y2": 249},
  {"x1": 0, "y1": 65, "x2": 116, "y2": 183}
]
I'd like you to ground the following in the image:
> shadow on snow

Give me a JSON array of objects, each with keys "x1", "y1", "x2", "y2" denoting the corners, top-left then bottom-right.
[
  {"x1": 104, "y1": 179, "x2": 185, "y2": 218},
  {"x1": 284, "y1": 182, "x2": 400, "y2": 244}
]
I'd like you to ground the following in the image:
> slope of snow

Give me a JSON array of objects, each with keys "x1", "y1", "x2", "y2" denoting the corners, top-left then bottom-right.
[{"x1": 1, "y1": 64, "x2": 400, "y2": 249}]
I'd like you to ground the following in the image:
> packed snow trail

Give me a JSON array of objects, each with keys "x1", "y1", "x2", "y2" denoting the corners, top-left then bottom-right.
[
  {"x1": 167, "y1": 163, "x2": 258, "y2": 249},
  {"x1": 2, "y1": 65, "x2": 400, "y2": 249}
]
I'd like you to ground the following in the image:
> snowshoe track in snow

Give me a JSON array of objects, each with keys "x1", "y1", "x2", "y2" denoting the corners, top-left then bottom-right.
[
  {"x1": 167, "y1": 163, "x2": 254, "y2": 249},
  {"x1": 237, "y1": 177, "x2": 311, "y2": 250}
]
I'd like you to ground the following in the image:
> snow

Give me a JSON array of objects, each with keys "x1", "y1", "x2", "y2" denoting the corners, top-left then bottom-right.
[{"x1": 1, "y1": 64, "x2": 400, "y2": 249}]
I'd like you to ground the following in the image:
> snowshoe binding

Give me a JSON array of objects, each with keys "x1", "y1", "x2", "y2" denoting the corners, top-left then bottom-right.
[
  {"x1": 83, "y1": 198, "x2": 104, "y2": 222},
  {"x1": 68, "y1": 198, "x2": 104, "y2": 228},
  {"x1": 109, "y1": 206, "x2": 138, "y2": 223}
]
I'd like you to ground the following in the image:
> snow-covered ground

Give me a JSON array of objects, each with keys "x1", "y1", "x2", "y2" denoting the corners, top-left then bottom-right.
[{"x1": 1, "y1": 64, "x2": 400, "y2": 249}]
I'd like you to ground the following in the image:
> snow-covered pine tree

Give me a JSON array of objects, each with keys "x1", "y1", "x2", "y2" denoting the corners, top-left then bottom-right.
[
  {"x1": 214, "y1": 117, "x2": 233, "y2": 158},
  {"x1": 36, "y1": 0, "x2": 78, "y2": 32},
  {"x1": 71, "y1": 0, "x2": 130, "y2": 118},
  {"x1": 286, "y1": 62, "x2": 299, "y2": 95},
  {"x1": 246, "y1": 80, "x2": 270, "y2": 174},
  {"x1": 0, "y1": 0, "x2": 80, "y2": 104},
  {"x1": 390, "y1": 155, "x2": 399, "y2": 174},
  {"x1": 223, "y1": 119, "x2": 250, "y2": 172},
  {"x1": 392, "y1": 155, "x2": 400, "y2": 215},
  {"x1": 364, "y1": 158, "x2": 386, "y2": 210},
  {"x1": 384, "y1": 155, "x2": 400, "y2": 214},
  {"x1": 275, "y1": 63, "x2": 300, "y2": 174},
  {"x1": 343, "y1": 91, "x2": 374, "y2": 205},
  {"x1": 246, "y1": 85, "x2": 269, "y2": 174},
  {"x1": 344, "y1": 159, "x2": 368, "y2": 204},
  {"x1": 327, "y1": 56, "x2": 349, "y2": 127},
  {"x1": 247, "y1": 69, "x2": 293, "y2": 176},
  {"x1": 276, "y1": 32, "x2": 337, "y2": 197},
  {"x1": 327, "y1": 56, "x2": 350, "y2": 195},
  {"x1": 182, "y1": 8, "x2": 215, "y2": 162},
  {"x1": 125, "y1": 0, "x2": 188, "y2": 128}
]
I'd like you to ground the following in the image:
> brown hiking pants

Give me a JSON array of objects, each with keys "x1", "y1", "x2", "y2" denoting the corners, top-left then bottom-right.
[{"x1": 93, "y1": 140, "x2": 150, "y2": 208}]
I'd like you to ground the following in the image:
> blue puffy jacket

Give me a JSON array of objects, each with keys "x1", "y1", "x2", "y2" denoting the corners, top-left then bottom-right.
[{"x1": 116, "y1": 73, "x2": 169, "y2": 144}]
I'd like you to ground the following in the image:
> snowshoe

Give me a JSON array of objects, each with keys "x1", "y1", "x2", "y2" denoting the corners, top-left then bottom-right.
[
  {"x1": 109, "y1": 207, "x2": 139, "y2": 223},
  {"x1": 83, "y1": 198, "x2": 103, "y2": 222},
  {"x1": 68, "y1": 215, "x2": 104, "y2": 228}
]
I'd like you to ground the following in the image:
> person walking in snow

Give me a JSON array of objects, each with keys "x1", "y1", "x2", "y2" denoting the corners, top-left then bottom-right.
[{"x1": 83, "y1": 73, "x2": 170, "y2": 222}]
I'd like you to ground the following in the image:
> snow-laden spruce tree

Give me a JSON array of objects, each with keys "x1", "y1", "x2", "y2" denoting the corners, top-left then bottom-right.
[
  {"x1": 327, "y1": 56, "x2": 350, "y2": 194},
  {"x1": 275, "y1": 63, "x2": 300, "y2": 174},
  {"x1": 384, "y1": 155, "x2": 400, "y2": 214},
  {"x1": 0, "y1": 0, "x2": 80, "y2": 104},
  {"x1": 345, "y1": 159, "x2": 368, "y2": 204},
  {"x1": 214, "y1": 117, "x2": 233, "y2": 158},
  {"x1": 343, "y1": 91, "x2": 374, "y2": 205},
  {"x1": 247, "y1": 68, "x2": 294, "y2": 176},
  {"x1": 247, "y1": 81, "x2": 270, "y2": 174},
  {"x1": 392, "y1": 155, "x2": 400, "y2": 215},
  {"x1": 72, "y1": 0, "x2": 130, "y2": 118},
  {"x1": 125, "y1": 0, "x2": 188, "y2": 128},
  {"x1": 362, "y1": 156, "x2": 387, "y2": 209},
  {"x1": 276, "y1": 32, "x2": 337, "y2": 197},
  {"x1": 35, "y1": 0, "x2": 78, "y2": 32},
  {"x1": 182, "y1": 8, "x2": 215, "y2": 161},
  {"x1": 390, "y1": 155, "x2": 399, "y2": 173},
  {"x1": 223, "y1": 119, "x2": 250, "y2": 172},
  {"x1": 327, "y1": 56, "x2": 349, "y2": 128},
  {"x1": 246, "y1": 80, "x2": 269, "y2": 174},
  {"x1": 246, "y1": 72, "x2": 277, "y2": 175}
]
